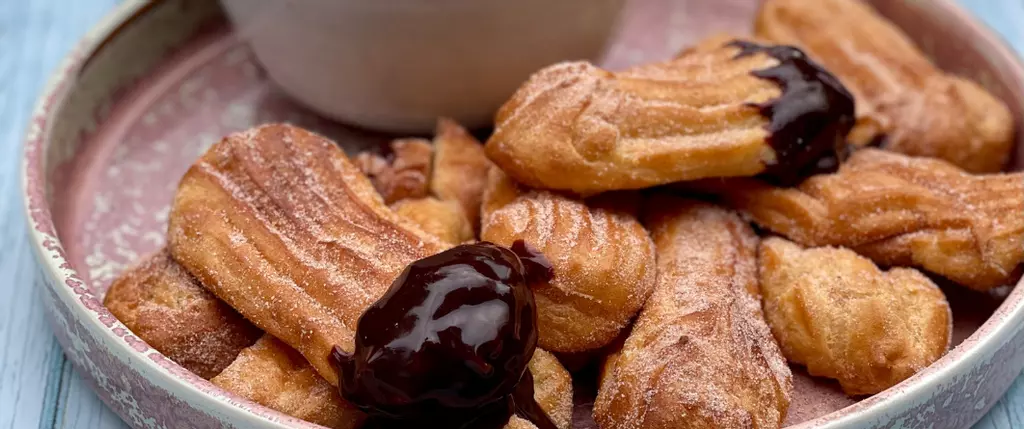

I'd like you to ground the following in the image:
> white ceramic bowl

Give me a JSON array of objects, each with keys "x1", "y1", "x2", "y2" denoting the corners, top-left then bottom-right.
[
  {"x1": 220, "y1": 0, "x2": 627, "y2": 132},
  {"x1": 22, "y1": 0, "x2": 1024, "y2": 428}
]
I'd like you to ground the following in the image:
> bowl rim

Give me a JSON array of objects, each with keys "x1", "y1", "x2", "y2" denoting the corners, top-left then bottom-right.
[
  {"x1": 20, "y1": 0, "x2": 1024, "y2": 428},
  {"x1": 20, "y1": 1, "x2": 323, "y2": 428}
]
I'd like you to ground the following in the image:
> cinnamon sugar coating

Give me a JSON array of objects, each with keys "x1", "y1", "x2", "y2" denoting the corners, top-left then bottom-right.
[
  {"x1": 755, "y1": 0, "x2": 1014, "y2": 172},
  {"x1": 527, "y1": 349, "x2": 575, "y2": 429},
  {"x1": 391, "y1": 197, "x2": 475, "y2": 245},
  {"x1": 211, "y1": 335, "x2": 365, "y2": 429},
  {"x1": 168, "y1": 124, "x2": 448, "y2": 385},
  {"x1": 430, "y1": 118, "x2": 492, "y2": 230},
  {"x1": 482, "y1": 168, "x2": 657, "y2": 352},
  {"x1": 594, "y1": 198, "x2": 791, "y2": 429},
  {"x1": 485, "y1": 35, "x2": 852, "y2": 195},
  {"x1": 758, "y1": 238, "x2": 952, "y2": 395},
  {"x1": 703, "y1": 149, "x2": 1024, "y2": 290},
  {"x1": 103, "y1": 249, "x2": 261, "y2": 379}
]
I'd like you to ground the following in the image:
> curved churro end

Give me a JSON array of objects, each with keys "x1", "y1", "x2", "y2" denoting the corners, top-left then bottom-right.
[
  {"x1": 529, "y1": 349, "x2": 574, "y2": 429},
  {"x1": 486, "y1": 36, "x2": 854, "y2": 194},
  {"x1": 758, "y1": 237, "x2": 952, "y2": 395},
  {"x1": 755, "y1": 0, "x2": 1015, "y2": 172},
  {"x1": 211, "y1": 335, "x2": 365, "y2": 429},
  {"x1": 706, "y1": 149, "x2": 1024, "y2": 290},
  {"x1": 482, "y1": 168, "x2": 657, "y2": 353},
  {"x1": 104, "y1": 249, "x2": 261, "y2": 379},
  {"x1": 595, "y1": 198, "x2": 792, "y2": 429}
]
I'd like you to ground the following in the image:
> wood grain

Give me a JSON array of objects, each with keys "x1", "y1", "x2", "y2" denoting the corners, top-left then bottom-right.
[
  {"x1": 54, "y1": 371, "x2": 128, "y2": 429},
  {"x1": 0, "y1": 1, "x2": 120, "y2": 428},
  {"x1": 0, "y1": 0, "x2": 1019, "y2": 428}
]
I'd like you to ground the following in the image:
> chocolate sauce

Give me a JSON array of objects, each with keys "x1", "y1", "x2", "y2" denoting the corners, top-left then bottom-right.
[
  {"x1": 807, "y1": 142, "x2": 853, "y2": 176},
  {"x1": 510, "y1": 240, "x2": 554, "y2": 284},
  {"x1": 730, "y1": 40, "x2": 856, "y2": 186},
  {"x1": 331, "y1": 241, "x2": 558, "y2": 429}
]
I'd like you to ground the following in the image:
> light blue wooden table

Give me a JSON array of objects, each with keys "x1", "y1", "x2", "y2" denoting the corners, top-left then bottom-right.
[{"x1": 1, "y1": 1, "x2": 1023, "y2": 428}]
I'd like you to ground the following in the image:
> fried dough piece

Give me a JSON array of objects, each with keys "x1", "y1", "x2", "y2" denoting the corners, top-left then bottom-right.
[
  {"x1": 485, "y1": 35, "x2": 854, "y2": 195},
  {"x1": 525, "y1": 349, "x2": 575, "y2": 429},
  {"x1": 755, "y1": 0, "x2": 1014, "y2": 172},
  {"x1": 705, "y1": 149, "x2": 1024, "y2": 290},
  {"x1": 391, "y1": 197, "x2": 474, "y2": 245},
  {"x1": 481, "y1": 168, "x2": 657, "y2": 352},
  {"x1": 168, "y1": 124, "x2": 448, "y2": 385},
  {"x1": 212, "y1": 335, "x2": 365, "y2": 429},
  {"x1": 103, "y1": 249, "x2": 261, "y2": 379},
  {"x1": 214, "y1": 336, "x2": 573, "y2": 429},
  {"x1": 353, "y1": 138, "x2": 433, "y2": 204},
  {"x1": 431, "y1": 118, "x2": 492, "y2": 229},
  {"x1": 595, "y1": 199, "x2": 792, "y2": 429},
  {"x1": 354, "y1": 119, "x2": 490, "y2": 234},
  {"x1": 759, "y1": 237, "x2": 952, "y2": 395}
]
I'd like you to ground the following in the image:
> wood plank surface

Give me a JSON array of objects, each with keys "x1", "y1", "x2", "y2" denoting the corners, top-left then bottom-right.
[
  {"x1": 0, "y1": 0, "x2": 1019, "y2": 428},
  {"x1": 0, "y1": 1, "x2": 119, "y2": 429}
]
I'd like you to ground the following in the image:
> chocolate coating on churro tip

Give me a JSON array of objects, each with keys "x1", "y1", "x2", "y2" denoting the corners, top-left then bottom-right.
[
  {"x1": 730, "y1": 40, "x2": 856, "y2": 186},
  {"x1": 509, "y1": 240, "x2": 555, "y2": 285},
  {"x1": 331, "y1": 240, "x2": 556, "y2": 429}
]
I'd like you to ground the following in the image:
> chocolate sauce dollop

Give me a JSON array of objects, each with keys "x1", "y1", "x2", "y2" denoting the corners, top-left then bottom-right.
[
  {"x1": 730, "y1": 40, "x2": 856, "y2": 185},
  {"x1": 331, "y1": 240, "x2": 557, "y2": 429}
]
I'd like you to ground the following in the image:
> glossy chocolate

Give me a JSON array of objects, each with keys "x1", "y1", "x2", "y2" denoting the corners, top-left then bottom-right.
[
  {"x1": 509, "y1": 240, "x2": 555, "y2": 285},
  {"x1": 731, "y1": 40, "x2": 856, "y2": 186},
  {"x1": 331, "y1": 240, "x2": 557, "y2": 429}
]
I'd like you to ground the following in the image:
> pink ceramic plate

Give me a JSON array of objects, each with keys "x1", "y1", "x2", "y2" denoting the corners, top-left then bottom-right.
[{"x1": 22, "y1": 0, "x2": 1024, "y2": 428}]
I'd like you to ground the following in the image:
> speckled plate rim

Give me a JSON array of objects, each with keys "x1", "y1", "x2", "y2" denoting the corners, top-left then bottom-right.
[
  {"x1": 20, "y1": 1, "x2": 1024, "y2": 428},
  {"x1": 21, "y1": 1, "x2": 325, "y2": 428}
]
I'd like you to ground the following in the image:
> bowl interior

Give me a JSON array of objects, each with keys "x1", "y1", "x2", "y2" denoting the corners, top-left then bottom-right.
[{"x1": 38, "y1": 0, "x2": 1024, "y2": 428}]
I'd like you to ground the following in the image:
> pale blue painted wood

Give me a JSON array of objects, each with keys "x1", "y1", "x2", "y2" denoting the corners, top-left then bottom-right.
[
  {"x1": 0, "y1": 1, "x2": 117, "y2": 428},
  {"x1": 54, "y1": 371, "x2": 129, "y2": 429},
  {"x1": 976, "y1": 375, "x2": 1024, "y2": 429},
  {"x1": 962, "y1": 0, "x2": 1024, "y2": 53},
  {"x1": 0, "y1": 0, "x2": 1021, "y2": 428}
]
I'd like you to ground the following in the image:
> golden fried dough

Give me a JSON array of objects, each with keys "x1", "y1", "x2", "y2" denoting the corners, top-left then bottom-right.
[
  {"x1": 485, "y1": 35, "x2": 855, "y2": 194},
  {"x1": 482, "y1": 168, "x2": 656, "y2": 352},
  {"x1": 354, "y1": 138, "x2": 433, "y2": 204},
  {"x1": 758, "y1": 237, "x2": 952, "y2": 395},
  {"x1": 527, "y1": 349, "x2": 575, "y2": 429},
  {"x1": 704, "y1": 149, "x2": 1024, "y2": 290},
  {"x1": 212, "y1": 335, "x2": 365, "y2": 429},
  {"x1": 354, "y1": 118, "x2": 490, "y2": 236},
  {"x1": 103, "y1": 249, "x2": 261, "y2": 379},
  {"x1": 431, "y1": 118, "x2": 492, "y2": 229},
  {"x1": 595, "y1": 198, "x2": 791, "y2": 429},
  {"x1": 168, "y1": 124, "x2": 448, "y2": 385},
  {"x1": 755, "y1": 0, "x2": 1014, "y2": 172},
  {"x1": 214, "y1": 337, "x2": 572, "y2": 429},
  {"x1": 391, "y1": 197, "x2": 474, "y2": 245}
]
